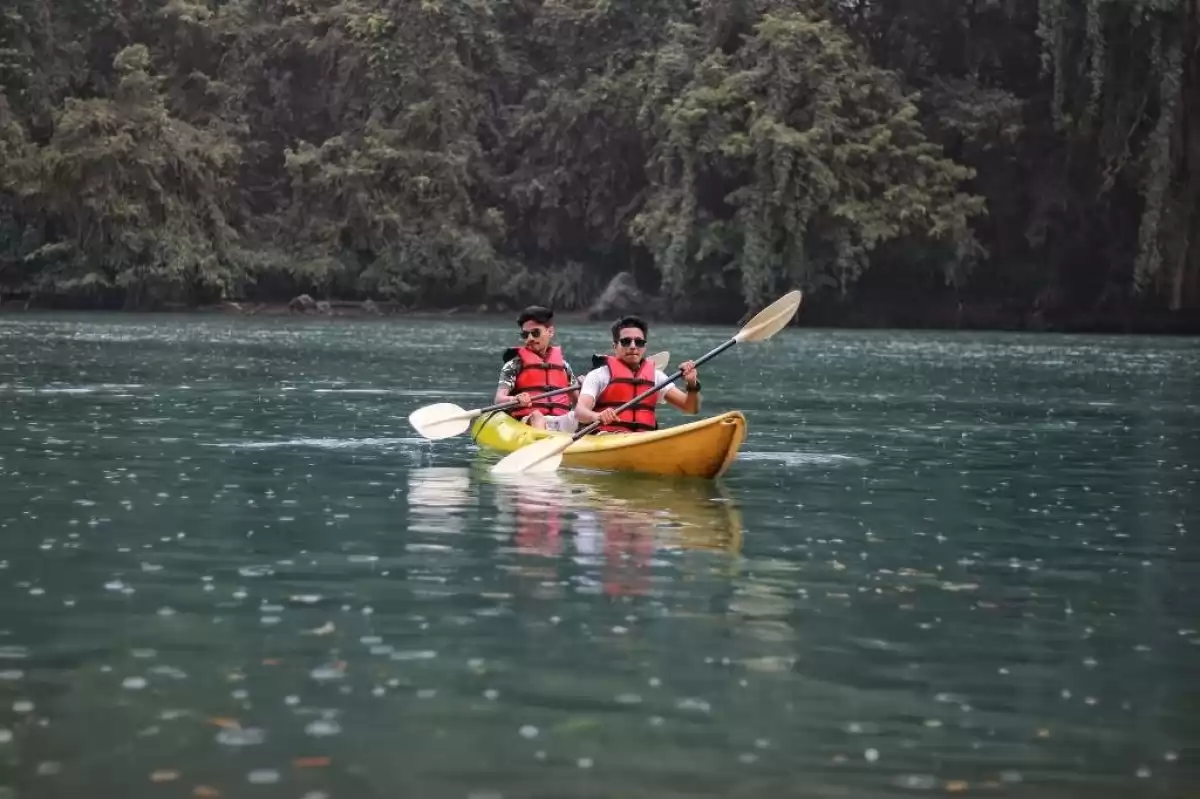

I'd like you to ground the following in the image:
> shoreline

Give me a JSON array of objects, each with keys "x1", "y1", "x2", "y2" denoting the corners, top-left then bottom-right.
[{"x1": 1, "y1": 298, "x2": 1198, "y2": 336}]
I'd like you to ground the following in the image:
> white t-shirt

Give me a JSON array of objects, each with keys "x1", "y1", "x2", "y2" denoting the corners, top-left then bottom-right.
[{"x1": 578, "y1": 365, "x2": 674, "y2": 404}]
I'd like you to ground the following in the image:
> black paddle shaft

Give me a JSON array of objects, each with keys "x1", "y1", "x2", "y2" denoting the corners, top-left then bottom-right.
[
  {"x1": 570, "y1": 338, "x2": 737, "y2": 441},
  {"x1": 479, "y1": 383, "x2": 580, "y2": 415}
]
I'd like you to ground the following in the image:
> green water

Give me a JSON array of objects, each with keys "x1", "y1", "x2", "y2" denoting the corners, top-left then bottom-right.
[{"x1": 1, "y1": 313, "x2": 1197, "y2": 798}]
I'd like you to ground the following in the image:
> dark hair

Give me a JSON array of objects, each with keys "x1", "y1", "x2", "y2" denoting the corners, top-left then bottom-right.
[
  {"x1": 517, "y1": 305, "x2": 554, "y2": 327},
  {"x1": 611, "y1": 314, "x2": 648, "y2": 342}
]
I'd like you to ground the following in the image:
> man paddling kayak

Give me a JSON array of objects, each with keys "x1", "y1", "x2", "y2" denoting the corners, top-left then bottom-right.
[
  {"x1": 575, "y1": 314, "x2": 700, "y2": 433},
  {"x1": 495, "y1": 305, "x2": 580, "y2": 432}
]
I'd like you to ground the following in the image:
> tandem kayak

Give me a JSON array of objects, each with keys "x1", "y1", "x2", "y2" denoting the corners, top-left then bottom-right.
[{"x1": 469, "y1": 410, "x2": 748, "y2": 479}]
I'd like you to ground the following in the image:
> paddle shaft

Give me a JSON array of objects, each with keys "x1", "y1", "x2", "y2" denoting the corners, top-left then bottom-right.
[
  {"x1": 570, "y1": 339, "x2": 737, "y2": 441},
  {"x1": 481, "y1": 383, "x2": 578, "y2": 416}
]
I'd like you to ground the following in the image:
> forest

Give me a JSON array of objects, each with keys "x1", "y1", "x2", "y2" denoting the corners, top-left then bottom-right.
[{"x1": 0, "y1": 0, "x2": 1197, "y2": 330}]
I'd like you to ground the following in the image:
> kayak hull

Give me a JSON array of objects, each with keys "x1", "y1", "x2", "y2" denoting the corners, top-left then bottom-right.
[{"x1": 470, "y1": 411, "x2": 747, "y2": 479}]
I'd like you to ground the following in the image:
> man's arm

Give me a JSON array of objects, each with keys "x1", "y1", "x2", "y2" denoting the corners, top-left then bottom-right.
[
  {"x1": 494, "y1": 359, "x2": 529, "y2": 406},
  {"x1": 573, "y1": 369, "x2": 613, "y2": 426},
  {"x1": 661, "y1": 361, "x2": 701, "y2": 414},
  {"x1": 575, "y1": 392, "x2": 599, "y2": 424},
  {"x1": 662, "y1": 386, "x2": 700, "y2": 413}
]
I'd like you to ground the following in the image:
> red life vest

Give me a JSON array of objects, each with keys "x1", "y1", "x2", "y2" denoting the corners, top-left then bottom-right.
[
  {"x1": 593, "y1": 355, "x2": 657, "y2": 432},
  {"x1": 602, "y1": 513, "x2": 653, "y2": 597},
  {"x1": 513, "y1": 489, "x2": 563, "y2": 557},
  {"x1": 510, "y1": 345, "x2": 571, "y2": 419}
]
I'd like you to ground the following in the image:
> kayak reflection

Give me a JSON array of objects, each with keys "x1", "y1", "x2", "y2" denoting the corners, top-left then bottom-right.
[
  {"x1": 506, "y1": 473, "x2": 568, "y2": 557},
  {"x1": 406, "y1": 466, "x2": 475, "y2": 535},
  {"x1": 404, "y1": 466, "x2": 744, "y2": 594},
  {"x1": 486, "y1": 467, "x2": 744, "y2": 595}
]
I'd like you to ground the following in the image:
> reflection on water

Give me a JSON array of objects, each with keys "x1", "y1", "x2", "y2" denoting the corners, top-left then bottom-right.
[
  {"x1": 491, "y1": 473, "x2": 569, "y2": 558},
  {"x1": 0, "y1": 315, "x2": 1197, "y2": 798},
  {"x1": 407, "y1": 467, "x2": 475, "y2": 535},
  {"x1": 409, "y1": 467, "x2": 745, "y2": 595},
  {"x1": 488, "y1": 469, "x2": 743, "y2": 552}
]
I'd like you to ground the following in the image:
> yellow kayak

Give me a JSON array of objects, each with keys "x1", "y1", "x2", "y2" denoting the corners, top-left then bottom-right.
[{"x1": 469, "y1": 410, "x2": 748, "y2": 479}]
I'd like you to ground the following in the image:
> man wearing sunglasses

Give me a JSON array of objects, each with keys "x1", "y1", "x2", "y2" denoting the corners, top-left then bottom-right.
[
  {"x1": 575, "y1": 314, "x2": 700, "y2": 433},
  {"x1": 495, "y1": 305, "x2": 580, "y2": 432}
]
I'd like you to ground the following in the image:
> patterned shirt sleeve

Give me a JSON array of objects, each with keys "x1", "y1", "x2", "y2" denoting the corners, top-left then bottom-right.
[
  {"x1": 497, "y1": 358, "x2": 520, "y2": 390},
  {"x1": 499, "y1": 357, "x2": 577, "y2": 392}
]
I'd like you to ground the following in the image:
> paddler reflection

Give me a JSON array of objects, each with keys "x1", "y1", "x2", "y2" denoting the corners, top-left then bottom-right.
[
  {"x1": 486, "y1": 466, "x2": 744, "y2": 595},
  {"x1": 573, "y1": 504, "x2": 656, "y2": 596},
  {"x1": 407, "y1": 467, "x2": 474, "y2": 534},
  {"x1": 499, "y1": 472, "x2": 568, "y2": 557}
]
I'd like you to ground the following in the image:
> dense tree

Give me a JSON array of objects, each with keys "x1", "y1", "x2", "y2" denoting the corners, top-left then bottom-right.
[
  {"x1": 0, "y1": 0, "x2": 1195, "y2": 327},
  {"x1": 830, "y1": 0, "x2": 1199, "y2": 324},
  {"x1": 632, "y1": 5, "x2": 985, "y2": 314}
]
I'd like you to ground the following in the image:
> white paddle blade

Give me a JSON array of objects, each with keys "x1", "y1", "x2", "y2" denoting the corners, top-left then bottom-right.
[
  {"x1": 735, "y1": 290, "x2": 803, "y2": 343},
  {"x1": 408, "y1": 402, "x2": 474, "y2": 440},
  {"x1": 489, "y1": 435, "x2": 571, "y2": 475},
  {"x1": 520, "y1": 451, "x2": 566, "y2": 474},
  {"x1": 649, "y1": 350, "x2": 670, "y2": 370}
]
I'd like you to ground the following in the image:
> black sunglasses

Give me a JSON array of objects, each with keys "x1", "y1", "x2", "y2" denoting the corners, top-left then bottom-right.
[
  {"x1": 520, "y1": 328, "x2": 544, "y2": 339},
  {"x1": 617, "y1": 337, "x2": 646, "y2": 348}
]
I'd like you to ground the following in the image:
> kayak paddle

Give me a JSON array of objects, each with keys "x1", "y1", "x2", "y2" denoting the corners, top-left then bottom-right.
[
  {"x1": 408, "y1": 350, "x2": 671, "y2": 441},
  {"x1": 489, "y1": 290, "x2": 803, "y2": 476}
]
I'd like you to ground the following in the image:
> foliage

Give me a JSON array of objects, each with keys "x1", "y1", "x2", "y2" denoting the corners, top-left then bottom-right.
[
  {"x1": 632, "y1": 7, "x2": 985, "y2": 312},
  {"x1": 4, "y1": 43, "x2": 242, "y2": 307},
  {"x1": 0, "y1": 0, "x2": 1196, "y2": 321}
]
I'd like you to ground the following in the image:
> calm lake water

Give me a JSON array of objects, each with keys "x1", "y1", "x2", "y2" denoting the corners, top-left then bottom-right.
[{"x1": 0, "y1": 313, "x2": 1197, "y2": 798}]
